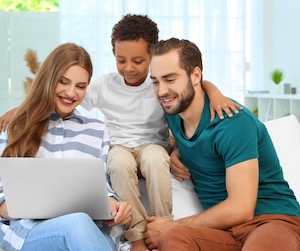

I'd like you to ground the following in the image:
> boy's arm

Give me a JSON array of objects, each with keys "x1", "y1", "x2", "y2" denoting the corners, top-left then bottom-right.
[
  {"x1": 0, "y1": 107, "x2": 18, "y2": 132},
  {"x1": 202, "y1": 80, "x2": 243, "y2": 121}
]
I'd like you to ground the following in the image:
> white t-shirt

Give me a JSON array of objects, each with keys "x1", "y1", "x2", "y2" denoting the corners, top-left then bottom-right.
[{"x1": 81, "y1": 73, "x2": 169, "y2": 147}]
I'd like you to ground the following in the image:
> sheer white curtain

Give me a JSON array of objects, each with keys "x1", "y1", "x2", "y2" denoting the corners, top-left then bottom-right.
[{"x1": 60, "y1": 0, "x2": 246, "y2": 102}]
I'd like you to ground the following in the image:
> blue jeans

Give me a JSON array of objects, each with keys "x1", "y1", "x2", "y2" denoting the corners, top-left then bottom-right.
[{"x1": 21, "y1": 212, "x2": 116, "y2": 251}]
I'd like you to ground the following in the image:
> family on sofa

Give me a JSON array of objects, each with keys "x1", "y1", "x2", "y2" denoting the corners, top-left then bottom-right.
[{"x1": 0, "y1": 13, "x2": 299, "y2": 251}]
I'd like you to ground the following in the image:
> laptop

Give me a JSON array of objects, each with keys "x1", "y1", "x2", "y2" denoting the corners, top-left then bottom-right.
[{"x1": 0, "y1": 158, "x2": 113, "y2": 220}]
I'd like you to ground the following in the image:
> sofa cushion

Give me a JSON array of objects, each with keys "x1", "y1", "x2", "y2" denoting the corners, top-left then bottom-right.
[
  {"x1": 264, "y1": 115, "x2": 300, "y2": 201},
  {"x1": 171, "y1": 176, "x2": 204, "y2": 219}
]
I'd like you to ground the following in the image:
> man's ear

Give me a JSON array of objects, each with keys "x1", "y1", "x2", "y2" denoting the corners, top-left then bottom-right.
[{"x1": 191, "y1": 66, "x2": 202, "y2": 85}]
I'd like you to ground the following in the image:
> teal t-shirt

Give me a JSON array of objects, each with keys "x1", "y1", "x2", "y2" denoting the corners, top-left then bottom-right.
[{"x1": 167, "y1": 94, "x2": 300, "y2": 217}]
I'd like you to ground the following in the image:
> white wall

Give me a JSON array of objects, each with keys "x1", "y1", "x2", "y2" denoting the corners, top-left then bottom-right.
[{"x1": 262, "y1": 0, "x2": 300, "y2": 93}]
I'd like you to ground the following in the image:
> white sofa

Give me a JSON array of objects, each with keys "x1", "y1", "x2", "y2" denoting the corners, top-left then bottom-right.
[{"x1": 140, "y1": 115, "x2": 300, "y2": 219}]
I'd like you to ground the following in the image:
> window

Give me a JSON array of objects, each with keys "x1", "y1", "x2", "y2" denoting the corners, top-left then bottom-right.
[
  {"x1": 0, "y1": 0, "x2": 59, "y2": 116},
  {"x1": 60, "y1": 0, "x2": 246, "y2": 102},
  {"x1": 0, "y1": 11, "x2": 59, "y2": 116},
  {"x1": 1, "y1": 0, "x2": 248, "y2": 117}
]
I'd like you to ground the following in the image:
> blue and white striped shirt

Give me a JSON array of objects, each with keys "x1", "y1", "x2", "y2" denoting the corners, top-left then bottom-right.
[{"x1": 0, "y1": 111, "x2": 131, "y2": 251}]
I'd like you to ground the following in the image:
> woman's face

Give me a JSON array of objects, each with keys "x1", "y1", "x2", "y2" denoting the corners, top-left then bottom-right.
[{"x1": 54, "y1": 65, "x2": 89, "y2": 118}]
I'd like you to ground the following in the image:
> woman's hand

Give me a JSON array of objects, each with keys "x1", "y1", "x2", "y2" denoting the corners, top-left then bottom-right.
[
  {"x1": 0, "y1": 201, "x2": 13, "y2": 219},
  {"x1": 105, "y1": 197, "x2": 132, "y2": 227}
]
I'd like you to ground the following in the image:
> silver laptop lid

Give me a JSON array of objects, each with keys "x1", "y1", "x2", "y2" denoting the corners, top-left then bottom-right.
[{"x1": 0, "y1": 158, "x2": 113, "y2": 220}]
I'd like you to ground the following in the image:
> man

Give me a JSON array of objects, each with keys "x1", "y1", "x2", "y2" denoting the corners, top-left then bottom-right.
[{"x1": 144, "y1": 38, "x2": 300, "y2": 251}]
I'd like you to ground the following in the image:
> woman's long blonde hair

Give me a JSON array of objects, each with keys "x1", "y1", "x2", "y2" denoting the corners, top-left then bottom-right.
[{"x1": 2, "y1": 43, "x2": 93, "y2": 157}]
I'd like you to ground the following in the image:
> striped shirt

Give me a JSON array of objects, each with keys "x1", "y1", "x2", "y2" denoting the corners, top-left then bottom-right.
[{"x1": 0, "y1": 111, "x2": 131, "y2": 251}]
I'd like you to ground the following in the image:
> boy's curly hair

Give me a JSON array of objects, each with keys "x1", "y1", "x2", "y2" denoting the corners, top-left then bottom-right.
[{"x1": 111, "y1": 14, "x2": 159, "y2": 53}]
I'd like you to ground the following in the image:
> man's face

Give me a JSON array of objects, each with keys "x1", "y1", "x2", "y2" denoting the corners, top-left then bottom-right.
[
  {"x1": 114, "y1": 39, "x2": 150, "y2": 86},
  {"x1": 150, "y1": 50, "x2": 195, "y2": 115}
]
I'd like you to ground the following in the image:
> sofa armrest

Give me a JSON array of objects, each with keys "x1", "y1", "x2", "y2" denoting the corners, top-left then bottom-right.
[{"x1": 264, "y1": 115, "x2": 300, "y2": 201}]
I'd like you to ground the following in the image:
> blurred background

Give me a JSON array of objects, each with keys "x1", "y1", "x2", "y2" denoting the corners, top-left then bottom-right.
[{"x1": 1, "y1": 0, "x2": 299, "y2": 121}]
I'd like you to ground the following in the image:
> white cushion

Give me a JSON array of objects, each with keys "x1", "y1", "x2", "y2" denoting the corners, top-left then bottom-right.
[
  {"x1": 139, "y1": 176, "x2": 204, "y2": 219},
  {"x1": 264, "y1": 115, "x2": 300, "y2": 201},
  {"x1": 171, "y1": 175, "x2": 204, "y2": 219}
]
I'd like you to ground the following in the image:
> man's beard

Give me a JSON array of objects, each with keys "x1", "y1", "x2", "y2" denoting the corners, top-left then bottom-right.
[{"x1": 164, "y1": 80, "x2": 195, "y2": 115}]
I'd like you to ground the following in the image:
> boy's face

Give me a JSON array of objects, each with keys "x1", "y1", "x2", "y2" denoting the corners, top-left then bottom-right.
[{"x1": 114, "y1": 39, "x2": 150, "y2": 86}]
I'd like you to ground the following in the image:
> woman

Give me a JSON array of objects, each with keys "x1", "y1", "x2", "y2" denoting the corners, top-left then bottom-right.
[{"x1": 0, "y1": 43, "x2": 131, "y2": 251}]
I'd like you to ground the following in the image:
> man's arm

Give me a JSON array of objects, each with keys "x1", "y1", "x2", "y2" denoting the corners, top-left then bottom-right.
[
  {"x1": 145, "y1": 158, "x2": 259, "y2": 249},
  {"x1": 176, "y1": 158, "x2": 258, "y2": 228}
]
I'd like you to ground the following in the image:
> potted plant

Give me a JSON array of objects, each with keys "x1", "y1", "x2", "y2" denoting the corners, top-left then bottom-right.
[{"x1": 271, "y1": 68, "x2": 284, "y2": 85}]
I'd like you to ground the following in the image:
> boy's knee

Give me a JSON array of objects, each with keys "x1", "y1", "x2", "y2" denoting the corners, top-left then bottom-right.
[
  {"x1": 141, "y1": 145, "x2": 170, "y2": 169},
  {"x1": 108, "y1": 161, "x2": 137, "y2": 177}
]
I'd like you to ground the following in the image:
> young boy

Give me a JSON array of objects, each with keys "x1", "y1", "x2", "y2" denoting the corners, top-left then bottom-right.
[{"x1": 80, "y1": 14, "x2": 241, "y2": 251}]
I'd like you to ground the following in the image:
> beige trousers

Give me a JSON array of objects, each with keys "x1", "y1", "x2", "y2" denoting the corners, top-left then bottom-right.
[{"x1": 107, "y1": 144, "x2": 173, "y2": 242}]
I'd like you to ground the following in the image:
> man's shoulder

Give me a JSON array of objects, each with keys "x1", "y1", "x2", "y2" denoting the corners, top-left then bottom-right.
[
  {"x1": 210, "y1": 110, "x2": 267, "y2": 140},
  {"x1": 214, "y1": 108, "x2": 261, "y2": 126}
]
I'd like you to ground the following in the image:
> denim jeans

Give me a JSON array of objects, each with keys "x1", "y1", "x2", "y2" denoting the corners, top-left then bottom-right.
[{"x1": 21, "y1": 212, "x2": 116, "y2": 251}]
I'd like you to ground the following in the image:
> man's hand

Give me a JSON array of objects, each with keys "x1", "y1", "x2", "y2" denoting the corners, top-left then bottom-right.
[
  {"x1": 144, "y1": 216, "x2": 175, "y2": 250},
  {"x1": 105, "y1": 198, "x2": 132, "y2": 227},
  {"x1": 170, "y1": 149, "x2": 190, "y2": 181}
]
